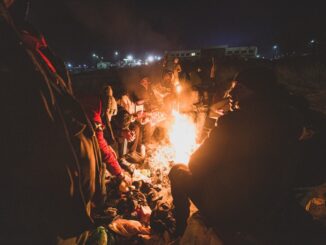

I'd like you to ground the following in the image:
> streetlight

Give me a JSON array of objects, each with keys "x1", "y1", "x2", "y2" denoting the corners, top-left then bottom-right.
[
  {"x1": 126, "y1": 55, "x2": 133, "y2": 61},
  {"x1": 147, "y1": 55, "x2": 154, "y2": 63},
  {"x1": 272, "y1": 45, "x2": 279, "y2": 59},
  {"x1": 114, "y1": 51, "x2": 119, "y2": 56}
]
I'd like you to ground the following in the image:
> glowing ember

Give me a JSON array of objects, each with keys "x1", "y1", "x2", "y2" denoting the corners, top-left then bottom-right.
[{"x1": 149, "y1": 111, "x2": 199, "y2": 171}]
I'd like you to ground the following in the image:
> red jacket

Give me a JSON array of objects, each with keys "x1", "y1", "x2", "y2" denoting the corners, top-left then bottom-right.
[{"x1": 81, "y1": 96, "x2": 122, "y2": 176}]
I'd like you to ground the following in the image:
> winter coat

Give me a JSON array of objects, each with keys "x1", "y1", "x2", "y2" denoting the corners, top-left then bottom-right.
[
  {"x1": 188, "y1": 97, "x2": 303, "y2": 231},
  {"x1": 80, "y1": 96, "x2": 122, "y2": 176},
  {"x1": 0, "y1": 7, "x2": 102, "y2": 243}
]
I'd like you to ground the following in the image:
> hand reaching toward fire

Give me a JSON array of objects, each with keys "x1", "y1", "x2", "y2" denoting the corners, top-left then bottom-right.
[{"x1": 121, "y1": 129, "x2": 136, "y2": 142}]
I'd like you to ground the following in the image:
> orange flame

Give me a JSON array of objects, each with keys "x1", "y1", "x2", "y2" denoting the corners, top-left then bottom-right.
[
  {"x1": 168, "y1": 110, "x2": 198, "y2": 164},
  {"x1": 149, "y1": 111, "x2": 199, "y2": 170}
]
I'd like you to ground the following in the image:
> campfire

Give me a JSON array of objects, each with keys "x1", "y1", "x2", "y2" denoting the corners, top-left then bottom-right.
[{"x1": 149, "y1": 110, "x2": 199, "y2": 174}]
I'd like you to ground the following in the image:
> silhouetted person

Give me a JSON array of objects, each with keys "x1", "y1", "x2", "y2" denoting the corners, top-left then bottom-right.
[
  {"x1": 132, "y1": 76, "x2": 159, "y2": 148},
  {"x1": 1, "y1": 1, "x2": 103, "y2": 243},
  {"x1": 169, "y1": 67, "x2": 326, "y2": 244}
]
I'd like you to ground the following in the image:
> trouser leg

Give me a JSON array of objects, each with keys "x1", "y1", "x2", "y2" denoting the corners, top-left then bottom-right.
[{"x1": 169, "y1": 164, "x2": 198, "y2": 236}]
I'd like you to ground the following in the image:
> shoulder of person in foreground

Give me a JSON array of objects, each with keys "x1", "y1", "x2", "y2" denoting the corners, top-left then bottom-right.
[{"x1": 188, "y1": 112, "x2": 238, "y2": 177}]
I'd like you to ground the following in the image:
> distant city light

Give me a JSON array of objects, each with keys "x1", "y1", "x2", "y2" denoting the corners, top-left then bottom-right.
[
  {"x1": 114, "y1": 51, "x2": 119, "y2": 56},
  {"x1": 83, "y1": 64, "x2": 87, "y2": 68},
  {"x1": 147, "y1": 55, "x2": 154, "y2": 62},
  {"x1": 256, "y1": 54, "x2": 260, "y2": 58},
  {"x1": 92, "y1": 53, "x2": 101, "y2": 59},
  {"x1": 157, "y1": 56, "x2": 162, "y2": 60},
  {"x1": 310, "y1": 39, "x2": 315, "y2": 44},
  {"x1": 273, "y1": 45, "x2": 278, "y2": 50},
  {"x1": 191, "y1": 52, "x2": 196, "y2": 56},
  {"x1": 67, "y1": 63, "x2": 72, "y2": 68},
  {"x1": 126, "y1": 55, "x2": 133, "y2": 61}
]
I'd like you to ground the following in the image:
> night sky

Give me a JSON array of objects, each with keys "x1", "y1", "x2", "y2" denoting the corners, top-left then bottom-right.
[{"x1": 29, "y1": 0, "x2": 325, "y2": 63}]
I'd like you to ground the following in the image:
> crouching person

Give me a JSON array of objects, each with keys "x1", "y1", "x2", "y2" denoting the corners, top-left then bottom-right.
[
  {"x1": 169, "y1": 67, "x2": 326, "y2": 244},
  {"x1": 112, "y1": 105, "x2": 144, "y2": 164},
  {"x1": 114, "y1": 89, "x2": 144, "y2": 163},
  {"x1": 80, "y1": 84, "x2": 136, "y2": 179}
]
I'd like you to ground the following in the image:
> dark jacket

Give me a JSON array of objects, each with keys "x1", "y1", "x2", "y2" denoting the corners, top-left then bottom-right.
[
  {"x1": 188, "y1": 96, "x2": 303, "y2": 230},
  {"x1": 133, "y1": 84, "x2": 159, "y2": 111},
  {"x1": 0, "y1": 7, "x2": 101, "y2": 243},
  {"x1": 111, "y1": 105, "x2": 132, "y2": 135}
]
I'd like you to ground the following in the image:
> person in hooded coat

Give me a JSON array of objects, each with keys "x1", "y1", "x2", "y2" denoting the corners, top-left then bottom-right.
[{"x1": 169, "y1": 66, "x2": 326, "y2": 244}]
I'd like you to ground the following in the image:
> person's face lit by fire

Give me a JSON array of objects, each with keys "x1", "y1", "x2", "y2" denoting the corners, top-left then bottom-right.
[
  {"x1": 104, "y1": 85, "x2": 113, "y2": 97},
  {"x1": 162, "y1": 73, "x2": 173, "y2": 88},
  {"x1": 140, "y1": 77, "x2": 150, "y2": 90}
]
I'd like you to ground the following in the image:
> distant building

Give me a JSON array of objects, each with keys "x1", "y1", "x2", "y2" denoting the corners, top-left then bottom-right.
[
  {"x1": 201, "y1": 45, "x2": 227, "y2": 58},
  {"x1": 165, "y1": 45, "x2": 258, "y2": 60},
  {"x1": 165, "y1": 49, "x2": 201, "y2": 60},
  {"x1": 225, "y1": 46, "x2": 258, "y2": 58},
  {"x1": 97, "y1": 61, "x2": 112, "y2": 69}
]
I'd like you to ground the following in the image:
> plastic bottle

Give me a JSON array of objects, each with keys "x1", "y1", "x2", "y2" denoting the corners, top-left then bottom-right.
[{"x1": 97, "y1": 226, "x2": 107, "y2": 245}]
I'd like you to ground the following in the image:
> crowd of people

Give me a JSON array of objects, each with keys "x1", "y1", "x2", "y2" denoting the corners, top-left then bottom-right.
[{"x1": 1, "y1": 1, "x2": 326, "y2": 244}]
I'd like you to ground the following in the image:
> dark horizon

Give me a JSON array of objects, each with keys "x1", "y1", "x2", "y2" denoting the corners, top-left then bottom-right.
[{"x1": 30, "y1": 0, "x2": 325, "y2": 63}]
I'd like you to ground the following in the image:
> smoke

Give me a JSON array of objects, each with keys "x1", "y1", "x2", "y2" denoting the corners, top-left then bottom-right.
[{"x1": 64, "y1": 0, "x2": 174, "y2": 52}]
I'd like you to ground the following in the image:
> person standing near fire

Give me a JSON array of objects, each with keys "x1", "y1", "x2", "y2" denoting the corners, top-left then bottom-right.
[
  {"x1": 81, "y1": 84, "x2": 134, "y2": 177},
  {"x1": 152, "y1": 70, "x2": 175, "y2": 112},
  {"x1": 132, "y1": 76, "x2": 160, "y2": 154},
  {"x1": 0, "y1": 0, "x2": 105, "y2": 243},
  {"x1": 113, "y1": 88, "x2": 144, "y2": 163},
  {"x1": 173, "y1": 57, "x2": 182, "y2": 85}
]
